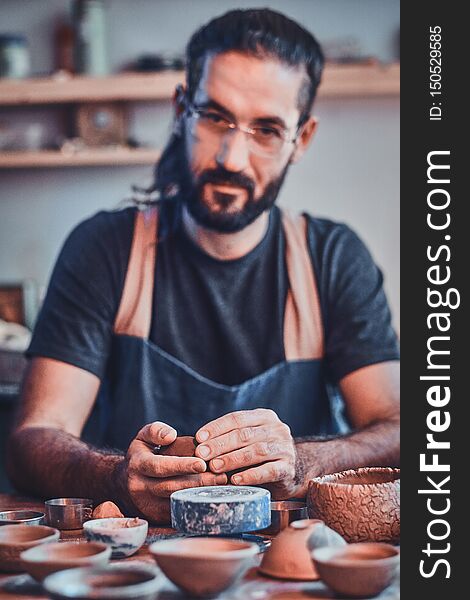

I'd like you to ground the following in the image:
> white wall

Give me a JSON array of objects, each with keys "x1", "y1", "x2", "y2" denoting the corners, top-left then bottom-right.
[{"x1": 0, "y1": 0, "x2": 400, "y2": 330}]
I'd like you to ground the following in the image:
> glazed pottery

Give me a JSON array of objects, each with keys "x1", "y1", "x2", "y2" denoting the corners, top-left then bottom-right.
[
  {"x1": 306, "y1": 521, "x2": 347, "y2": 553},
  {"x1": 83, "y1": 517, "x2": 148, "y2": 558},
  {"x1": 171, "y1": 485, "x2": 271, "y2": 534},
  {"x1": 43, "y1": 563, "x2": 161, "y2": 600},
  {"x1": 307, "y1": 467, "x2": 400, "y2": 543},
  {"x1": 20, "y1": 541, "x2": 111, "y2": 581},
  {"x1": 149, "y1": 536, "x2": 258, "y2": 597},
  {"x1": 311, "y1": 542, "x2": 400, "y2": 597},
  {"x1": 0, "y1": 524, "x2": 59, "y2": 572},
  {"x1": 259, "y1": 518, "x2": 324, "y2": 580}
]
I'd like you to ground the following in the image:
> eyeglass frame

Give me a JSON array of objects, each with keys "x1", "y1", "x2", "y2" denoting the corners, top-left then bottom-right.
[{"x1": 183, "y1": 98, "x2": 305, "y2": 158}]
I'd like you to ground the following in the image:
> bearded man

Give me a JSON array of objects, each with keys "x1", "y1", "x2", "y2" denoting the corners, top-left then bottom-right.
[{"x1": 7, "y1": 8, "x2": 399, "y2": 523}]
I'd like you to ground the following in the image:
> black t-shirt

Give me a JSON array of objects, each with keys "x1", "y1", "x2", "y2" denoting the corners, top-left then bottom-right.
[{"x1": 28, "y1": 202, "x2": 399, "y2": 386}]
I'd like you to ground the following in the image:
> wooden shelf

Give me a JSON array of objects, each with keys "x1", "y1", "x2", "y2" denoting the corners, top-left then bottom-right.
[
  {"x1": 0, "y1": 63, "x2": 399, "y2": 106},
  {"x1": 0, "y1": 71, "x2": 184, "y2": 105},
  {"x1": 319, "y1": 62, "x2": 399, "y2": 98},
  {"x1": 0, "y1": 147, "x2": 161, "y2": 168},
  {"x1": 0, "y1": 63, "x2": 399, "y2": 168}
]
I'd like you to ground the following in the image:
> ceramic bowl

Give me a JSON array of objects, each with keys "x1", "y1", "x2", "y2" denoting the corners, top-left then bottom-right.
[
  {"x1": 43, "y1": 563, "x2": 161, "y2": 600},
  {"x1": 311, "y1": 542, "x2": 400, "y2": 597},
  {"x1": 20, "y1": 541, "x2": 111, "y2": 581},
  {"x1": 259, "y1": 519, "x2": 324, "y2": 580},
  {"x1": 0, "y1": 510, "x2": 45, "y2": 526},
  {"x1": 307, "y1": 467, "x2": 400, "y2": 543},
  {"x1": 149, "y1": 536, "x2": 258, "y2": 597},
  {"x1": 83, "y1": 517, "x2": 148, "y2": 558},
  {"x1": 0, "y1": 524, "x2": 59, "y2": 572}
]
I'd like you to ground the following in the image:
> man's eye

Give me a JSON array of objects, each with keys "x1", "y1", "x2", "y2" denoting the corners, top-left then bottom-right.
[
  {"x1": 254, "y1": 126, "x2": 282, "y2": 139},
  {"x1": 202, "y1": 111, "x2": 227, "y2": 125}
]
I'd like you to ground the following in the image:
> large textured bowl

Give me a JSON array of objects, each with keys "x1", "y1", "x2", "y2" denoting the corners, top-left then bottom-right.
[{"x1": 307, "y1": 467, "x2": 400, "y2": 543}]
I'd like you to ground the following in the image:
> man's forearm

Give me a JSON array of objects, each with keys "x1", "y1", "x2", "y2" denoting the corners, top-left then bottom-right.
[
  {"x1": 6, "y1": 427, "x2": 130, "y2": 509},
  {"x1": 294, "y1": 415, "x2": 400, "y2": 496}
]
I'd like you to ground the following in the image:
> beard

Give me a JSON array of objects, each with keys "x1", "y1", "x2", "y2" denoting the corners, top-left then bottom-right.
[{"x1": 174, "y1": 135, "x2": 290, "y2": 233}]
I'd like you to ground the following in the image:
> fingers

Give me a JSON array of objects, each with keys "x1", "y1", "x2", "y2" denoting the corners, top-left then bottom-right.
[
  {"x1": 147, "y1": 472, "x2": 228, "y2": 498},
  {"x1": 128, "y1": 471, "x2": 228, "y2": 500},
  {"x1": 195, "y1": 409, "x2": 280, "y2": 443},
  {"x1": 131, "y1": 453, "x2": 207, "y2": 478},
  {"x1": 208, "y1": 439, "x2": 295, "y2": 474},
  {"x1": 136, "y1": 421, "x2": 177, "y2": 446},
  {"x1": 229, "y1": 461, "x2": 295, "y2": 487},
  {"x1": 195, "y1": 422, "x2": 290, "y2": 463}
]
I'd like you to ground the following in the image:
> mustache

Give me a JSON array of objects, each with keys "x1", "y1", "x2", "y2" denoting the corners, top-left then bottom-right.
[{"x1": 196, "y1": 168, "x2": 255, "y2": 193}]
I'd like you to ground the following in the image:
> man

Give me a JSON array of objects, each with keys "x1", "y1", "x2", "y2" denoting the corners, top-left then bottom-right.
[{"x1": 7, "y1": 9, "x2": 399, "y2": 523}]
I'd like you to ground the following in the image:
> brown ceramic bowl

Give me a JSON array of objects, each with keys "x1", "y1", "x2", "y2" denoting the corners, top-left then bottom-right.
[
  {"x1": 149, "y1": 537, "x2": 258, "y2": 597},
  {"x1": 311, "y1": 542, "x2": 400, "y2": 597},
  {"x1": 20, "y1": 541, "x2": 111, "y2": 581},
  {"x1": 0, "y1": 524, "x2": 60, "y2": 572},
  {"x1": 43, "y1": 563, "x2": 161, "y2": 600},
  {"x1": 307, "y1": 467, "x2": 400, "y2": 543}
]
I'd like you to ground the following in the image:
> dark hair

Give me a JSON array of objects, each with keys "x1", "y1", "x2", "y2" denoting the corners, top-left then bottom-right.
[
  {"x1": 138, "y1": 8, "x2": 324, "y2": 203},
  {"x1": 186, "y1": 8, "x2": 324, "y2": 122}
]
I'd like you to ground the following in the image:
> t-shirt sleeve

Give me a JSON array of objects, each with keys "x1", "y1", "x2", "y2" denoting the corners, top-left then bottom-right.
[
  {"x1": 27, "y1": 209, "x2": 134, "y2": 379},
  {"x1": 307, "y1": 218, "x2": 399, "y2": 383}
]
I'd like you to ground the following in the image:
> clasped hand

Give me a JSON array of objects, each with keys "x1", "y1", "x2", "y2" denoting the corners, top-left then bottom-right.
[
  {"x1": 194, "y1": 408, "x2": 300, "y2": 500},
  {"x1": 122, "y1": 409, "x2": 299, "y2": 522}
]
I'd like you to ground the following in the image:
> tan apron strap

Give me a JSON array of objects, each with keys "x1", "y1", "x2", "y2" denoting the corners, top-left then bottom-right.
[
  {"x1": 113, "y1": 207, "x2": 158, "y2": 338},
  {"x1": 282, "y1": 211, "x2": 324, "y2": 360}
]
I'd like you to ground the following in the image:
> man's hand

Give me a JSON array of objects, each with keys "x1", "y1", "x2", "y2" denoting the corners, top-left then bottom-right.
[
  {"x1": 120, "y1": 422, "x2": 227, "y2": 522},
  {"x1": 194, "y1": 409, "x2": 300, "y2": 500}
]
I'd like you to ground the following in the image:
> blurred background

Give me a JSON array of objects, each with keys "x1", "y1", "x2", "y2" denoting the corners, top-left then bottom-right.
[{"x1": 0, "y1": 0, "x2": 399, "y2": 489}]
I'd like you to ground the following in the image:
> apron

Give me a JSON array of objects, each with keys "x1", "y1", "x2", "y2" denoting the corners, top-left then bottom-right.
[{"x1": 86, "y1": 207, "x2": 348, "y2": 450}]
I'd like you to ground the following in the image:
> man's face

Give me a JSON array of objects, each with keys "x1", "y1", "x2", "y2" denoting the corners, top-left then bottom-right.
[{"x1": 179, "y1": 51, "x2": 312, "y2": 232}]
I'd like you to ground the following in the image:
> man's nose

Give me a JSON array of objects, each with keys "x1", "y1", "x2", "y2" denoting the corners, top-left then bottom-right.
[{"x1": 215, "y1": 129, "x2": 250, "y2": 172}]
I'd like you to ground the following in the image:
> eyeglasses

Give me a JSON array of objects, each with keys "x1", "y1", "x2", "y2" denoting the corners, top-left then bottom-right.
[{"x1": 185, "y1": 103, "x2": 299, "y2": 158}]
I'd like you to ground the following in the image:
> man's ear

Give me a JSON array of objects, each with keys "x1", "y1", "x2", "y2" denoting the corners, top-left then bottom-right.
[{"x1": 290, "y1": 116, "x2": 318, "y2": 163}]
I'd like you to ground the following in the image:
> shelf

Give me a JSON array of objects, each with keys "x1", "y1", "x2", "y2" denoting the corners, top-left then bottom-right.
[
  {"x1": 0, "y1": 148, "x2": 162, "y2": 168},
  {"x1": 319, "y1": 62, "x2": 399, "y2": 98},
  {"x1": 0, "y1": 63, "x2": 399, "y2": 106}
]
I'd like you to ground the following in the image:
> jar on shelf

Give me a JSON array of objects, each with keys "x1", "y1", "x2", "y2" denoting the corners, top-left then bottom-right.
[
  {"x1": 73, "y1": 0, "x2": 108, "y2": 76},
  {"x1": 0, "y1": 34, "x2": 31, "y2": 79}
]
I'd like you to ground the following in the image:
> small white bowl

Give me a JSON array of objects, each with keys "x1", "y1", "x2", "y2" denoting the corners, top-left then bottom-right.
[{"x1": 83, "y1": 518, "x2": 148, "y2": 558}]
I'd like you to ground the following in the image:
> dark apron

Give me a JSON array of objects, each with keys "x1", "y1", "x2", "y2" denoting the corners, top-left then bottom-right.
[{"x1": 85, "y1": 208, "x2": 348, "y2": 450}]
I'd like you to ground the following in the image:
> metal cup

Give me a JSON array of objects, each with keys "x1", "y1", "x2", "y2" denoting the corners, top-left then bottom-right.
[
  {"x1": 0, "y1": 510, "x2": 45, "y2": 526},
  {"x1": 259, "y1": 501, "x2": 308, "y2": 535},
  {"x1": 45, "y1": 498, "x2": 93, "y2": 530}
]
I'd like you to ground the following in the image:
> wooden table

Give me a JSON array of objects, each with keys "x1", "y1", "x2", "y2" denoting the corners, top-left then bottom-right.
[{"x1": 0, "y1": 493, "x2": 399, "y2": 599}]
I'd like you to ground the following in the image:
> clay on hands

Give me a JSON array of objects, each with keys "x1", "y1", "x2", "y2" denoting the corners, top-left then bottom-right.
[{"x1": 159, "y1": 436, "x2": 198, "y2": 457}]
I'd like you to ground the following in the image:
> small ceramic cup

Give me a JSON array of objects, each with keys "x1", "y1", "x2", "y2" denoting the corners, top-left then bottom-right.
[
  {"x1": 311, "y1": 542, "x2": 400, "y2": 597},
  {"x1": 83, "y1": 517, "x2": 148, "y2": 558}
]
